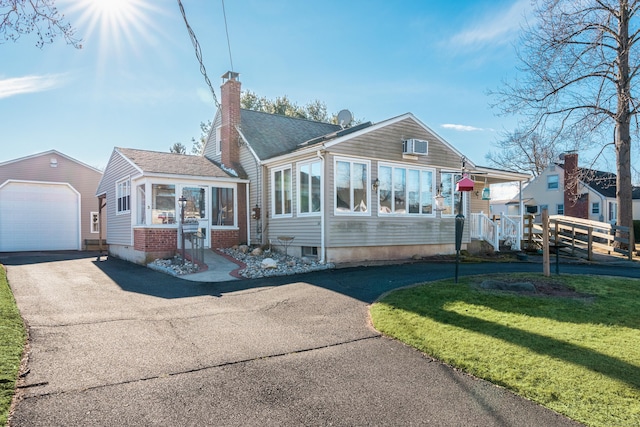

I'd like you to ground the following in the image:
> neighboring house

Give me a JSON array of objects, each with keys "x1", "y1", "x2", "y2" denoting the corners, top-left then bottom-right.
[
  {"x1": 508, "y1": 152, "x2": 640, "y2": 223},
  {"x1": 0, "y1": 150, "x2": 104, "y2": 252},
  {"x1": 99, "y1": 71, "x2": 529, "y2": 265}
]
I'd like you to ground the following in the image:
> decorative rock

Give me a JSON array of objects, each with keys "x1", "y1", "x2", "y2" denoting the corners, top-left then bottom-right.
[
  {"x1": 412, "y1": 254, "x2": 422, "y2": 260},
  {"x1": 219, "y1": 248, "x2": 334, "y2": 279},
  {"x1": 251, "y1": 247, "x2": 264, "y2": 256},
  {"x1": 261, "y1": 257, "x2": 277, "y2": 269},
  {"x1": 480, "y1": 280, "x2": 536, "y2": 293},
  {"x1": 238, "y1": 244, "x2": 250, "y2": 254}
]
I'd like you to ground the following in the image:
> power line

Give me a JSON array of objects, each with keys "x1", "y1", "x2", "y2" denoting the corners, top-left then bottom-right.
[
  {"x1": 177, "y1": 0, "x2": 220, "y2": 108},
  {"x1": 221, "y1": 0, "x2": 234, "y2": 72}
]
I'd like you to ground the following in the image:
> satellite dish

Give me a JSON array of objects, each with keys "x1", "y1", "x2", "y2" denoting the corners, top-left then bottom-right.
[{"x1": 337, "y1": 109, "x2": 353, "y2": 128}]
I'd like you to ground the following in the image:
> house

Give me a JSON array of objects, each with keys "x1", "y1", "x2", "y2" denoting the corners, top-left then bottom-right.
[
  {"x1": 98, "y1": 71, "x2": 529, "y2": 265},
  {"x1": 0, "y1": 150, "x2": 104, "y2": 252},
  {"x1": 507, "y1": 152, "x2": 640, "y2": 223}
]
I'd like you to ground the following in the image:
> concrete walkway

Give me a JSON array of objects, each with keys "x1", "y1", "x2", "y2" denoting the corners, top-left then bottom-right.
[{"x1": 181, "y1": 249, "x2": 242, "y2": 282}]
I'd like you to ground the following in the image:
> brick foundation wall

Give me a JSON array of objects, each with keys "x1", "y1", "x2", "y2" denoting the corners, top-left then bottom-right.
[
  {"x1": 210, "y1": 229, "x2": 240, "y2": 249},
  {"x1": 134, "y1": 228, "x2": 177, "y2": 252}
]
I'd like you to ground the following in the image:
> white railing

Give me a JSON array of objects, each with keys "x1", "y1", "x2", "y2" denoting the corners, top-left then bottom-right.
[
  {"x1": 500, "y1": 214, "x2": 521, "y2": 251},
  {"x1": 470, "y1": 212, "x2": 499, "y2": 251},
  {"x1": 470, "y1": 212, "x2": 522, "y2": 251}
]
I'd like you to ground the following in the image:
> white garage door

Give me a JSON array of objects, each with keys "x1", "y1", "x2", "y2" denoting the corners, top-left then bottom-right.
[{"x1": 0, "y1": 181, "x2": 80, "y2": 252}]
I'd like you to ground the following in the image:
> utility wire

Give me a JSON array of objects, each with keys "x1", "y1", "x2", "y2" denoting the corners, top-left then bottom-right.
[
  {"x1": 177, "y1": 0, "x2": 220, "y2": 108},
  {"x1": 221, "y1": 0, "x2": 234, "y2": 72}
]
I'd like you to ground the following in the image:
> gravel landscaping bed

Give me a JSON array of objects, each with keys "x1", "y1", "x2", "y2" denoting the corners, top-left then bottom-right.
[{"x1": 219, "y1": 247, "x2": 335, "y2": 279}]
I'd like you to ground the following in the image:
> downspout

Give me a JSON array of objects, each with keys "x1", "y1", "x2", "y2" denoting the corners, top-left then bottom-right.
[
  {"x1": 317, "y1": 150, "x2": 326, "y2": 263},
  {"x1": 519, "y1": 180, "x2": 524, "y2": 238},
  {"x1": 246, "y1": 182, "x2": 251, "y2": 244}
]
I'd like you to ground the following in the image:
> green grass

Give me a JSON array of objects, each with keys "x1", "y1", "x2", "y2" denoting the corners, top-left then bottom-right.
[
  {"x1": 370, "y1": 274, "x2": 640, "y2": 427},
  {"x1": 0, "y1": 264, "x2": 26, "y2": 426}
]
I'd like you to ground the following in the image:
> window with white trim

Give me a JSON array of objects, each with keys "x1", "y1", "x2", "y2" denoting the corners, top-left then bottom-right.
[
  {"x1": 379, "y1": 164, "x2": 434, "y2": 215},
  {"x1": 592, "y1": 202, "x2": 600, "y2": 214},
  {"x1": 298, "y1": 160, "x2": 321, "y2": 215},
  {"x1": 440, "y1": 173, "x2": 463, "y2": 216},
  {"x1": 90, "y1": 212, "x2": 99, "y2": 233},
  {"x1": 335, "y1": 158, "x2": 369, "y2": 214},
  {"x1": 116, "y1": 178, "x2": 130, "y2": 214},
  {"x1": 272, "y1": 166, "x2": 292, "y2": 217},
  {"x1": 212, "y1": 187, "x2": 235, "y2": 226},
  {"x1": 547, "y1": 174, "x2": 559, "y2": 190},
  {"x1": 216, "y1": 125, "x2": 222, "y2": 155},
  {"x1": 557, "y1": 203, "x2": 564, "y2": 215}
]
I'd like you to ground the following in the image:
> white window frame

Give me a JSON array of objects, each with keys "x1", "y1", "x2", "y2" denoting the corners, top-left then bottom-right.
[
  {"x1": 116, "y1": 177, "x2": 131, "y2": 215},
  {"x1": 378, "y1": 163, "x2": 435, "y2": 216},
  {"x1": 216, "y1": 125, "x2": 222, "y2": 155},
  {"x1": 547, "y1": 174, "x2": 559, "y2": 190},
  {"x1": 592, "y1": 202, "x2": 600, "y2": 215},
  {"x1": 557, "y1": 203, "x2": 564, "y2": 215},
  {"x1": 440, "y1": 172, "x2": 466, "y2": 217},
  {"x1": 297, "y1": 159, "x2": 322, "y2": 216},
  {"x1": 334, "y1": 157, "x2": 371, "y2": 216},
  {"x1": 272, "y1": 165, "x2": 293, "y2": 218},
  {"x1": 90, "y1": 211, "x2": 99, "y2": 233},
  {"x1": 211, "y1": 184, "x2": 237, "y2": 228}
]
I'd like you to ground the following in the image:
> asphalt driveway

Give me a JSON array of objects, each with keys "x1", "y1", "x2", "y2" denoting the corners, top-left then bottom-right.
[{"x1": 3, "y1": 252, "x2": 598, "y2": 426}]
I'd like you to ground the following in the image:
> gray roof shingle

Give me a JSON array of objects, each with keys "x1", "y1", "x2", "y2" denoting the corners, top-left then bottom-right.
[
  {"x1": 239, "y1": 109, "x2": 342, "y2": 159},
  {"x1": 117, "y1": 148, "x2": 236, "y2": 178}
]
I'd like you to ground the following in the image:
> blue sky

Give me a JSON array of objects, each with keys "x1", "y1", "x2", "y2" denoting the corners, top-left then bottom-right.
[{"x1": 1, "y1": 0, "x2": 531, "y2": 170}]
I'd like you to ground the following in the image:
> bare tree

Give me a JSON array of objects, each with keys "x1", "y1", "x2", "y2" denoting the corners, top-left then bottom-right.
[
  {"x1": 0, "y1": 0, "x2": 80, "y2": 48},
  {"x1": 486, "y1": 129, "x2": 559, "y2": 176},
  {"x1": 492, "y1": 0, "x2": 640, "y2": 234}
]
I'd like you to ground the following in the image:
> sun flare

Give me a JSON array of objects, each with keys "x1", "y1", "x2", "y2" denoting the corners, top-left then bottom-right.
[{"x1": 64, "y1": 0, "x2": 162, "y2": 55}]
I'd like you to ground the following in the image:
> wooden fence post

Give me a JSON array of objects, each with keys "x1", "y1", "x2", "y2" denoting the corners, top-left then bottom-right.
[{"x1": 587, "y1": 227, "x2": 593, "y2": 261}]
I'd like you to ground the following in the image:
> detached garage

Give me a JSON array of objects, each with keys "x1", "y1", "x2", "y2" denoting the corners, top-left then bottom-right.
[
  {"x1": 0, "y1": 150, "x2": 104, "y2": 252},
  {"x1": 0, "y1": 181, "x2": 81, "y2": 251}
]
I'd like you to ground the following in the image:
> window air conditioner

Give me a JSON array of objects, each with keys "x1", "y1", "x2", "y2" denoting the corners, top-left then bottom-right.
[{"x1": 402, "y1": 139, "x2": 428, "y2": 155}]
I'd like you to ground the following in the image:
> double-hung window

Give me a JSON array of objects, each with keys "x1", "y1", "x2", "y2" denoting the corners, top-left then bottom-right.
[
  {"x1": 298, "y1": 160, "x2": 321, "y2": 215},
  {"x1": 547, "y1": 175, "x2": 559, "y2": 190},
  {"x1": 378, "y1": 164, "x2": 434, "y2": 215},
  {"x1": 116, "y1": 178, "x2": 130, "y2": 214},
  {"x1": 335, "y1": 158, "x2": 369, "y2": 214},
  {"x1": 272, "y1": 166, "x2": 292, "y2": 217}
]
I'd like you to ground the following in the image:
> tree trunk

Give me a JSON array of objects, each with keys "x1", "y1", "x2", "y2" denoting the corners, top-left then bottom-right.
[{"x1": 616, "y1": 0, "x2": 633, "y2": 247}]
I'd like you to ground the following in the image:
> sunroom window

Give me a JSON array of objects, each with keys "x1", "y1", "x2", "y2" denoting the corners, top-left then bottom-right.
[
  {"x1": 335, "y1": 159, "x2": 369, "y2": 214},
  {"x1": 379, "y1": 165, "x2": 434, "y2": 215}
]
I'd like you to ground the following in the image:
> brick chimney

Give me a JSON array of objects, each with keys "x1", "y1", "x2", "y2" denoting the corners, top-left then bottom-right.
[
  {"x1": 563, "y1": 152, "x2": 588, "y2": 218},
  {"x1": 220, "y1": 71, "x2": 241, "y2": 172}
]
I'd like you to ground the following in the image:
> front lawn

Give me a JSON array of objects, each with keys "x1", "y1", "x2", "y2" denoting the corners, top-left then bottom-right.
[
  {"x1": 0, "y1": 264, "x2": 26, "y2": 426},
  {"x1": 370, "y1": 274, "x2": 640, "y2": 427}
]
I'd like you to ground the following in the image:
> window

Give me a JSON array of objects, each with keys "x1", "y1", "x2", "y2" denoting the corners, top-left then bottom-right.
[
  {"x1": 592, "y1": 202, "x2": 600, "y2": 214},
  {"x1": 557, "y1": 204, "x2": 564, "y2": 215},
  {"x1": 212, "y1": 187, "x2": 235, "y2": 226},
  {"x1": 151, "y1": 184, "x2": 175, "y2": 224},
  {"x1": 298, "y1": 161, "x2": 321, "y2": 215},
  {"x1": 116, "y1": 179, "x2": 130, "y2": 214},
  {"x1": 216, "y1": 126, "x2": 222, "y2": 155},
  {"x1": 378, "y1": 165, "x2": 434, "y2": 215},
  {"x1": 335, "y1": 159, "x2": 369, "y2": 214},
  {"x1": 547, "y1": 174, "x2": 559, "y2": 190},
  {"x1": 440, "y1": 173, "x2": 463, "y2": 216},
  {"x1": 90, "y1": 212, "x2": 99, "y2": 233},
  {"x1": 301, "y1": 246, "x2": 318, "y2": 258},
  {"x1": 273, "y1": 166, "x2": 292, "y2": 217},
  {"x1": 609, "y1": 202, "x2": 617, "y2": 223},
  {"x1": 137, "y1": 185, "x2": 146, "y2": 225}
]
